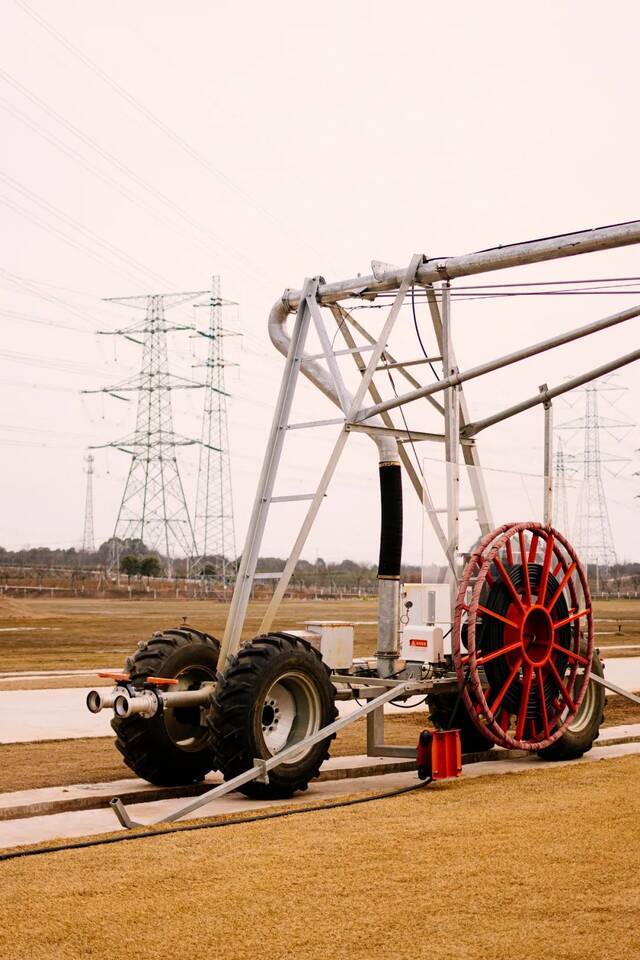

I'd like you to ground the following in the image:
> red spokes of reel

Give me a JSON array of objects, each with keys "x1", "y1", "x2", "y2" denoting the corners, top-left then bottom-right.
[{"x1": 452, "y1": 522, "x2": 593, "y2": 751}]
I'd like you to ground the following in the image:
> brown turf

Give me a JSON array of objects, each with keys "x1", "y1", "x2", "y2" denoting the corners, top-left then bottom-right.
[
  {"x1": 0, "y1": 596, "x2": 637, "y2": 675},
  {"x1": 3, "y1": 697, "x2": 640, "y2": 796},
  {"x1": 1, "y1": 756, "x2": 639, "y2": 960},
  {"x1": 0, "y1": 714, "x2": 429, "y2": 794}
]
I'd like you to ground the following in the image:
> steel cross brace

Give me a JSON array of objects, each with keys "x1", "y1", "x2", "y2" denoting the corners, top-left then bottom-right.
[
  {"x1": 110, "y1": 679, "x2": 422, "y2": 829},
  {"x1": 590, "y1": 672, "x2": 640, "y2": 706}
]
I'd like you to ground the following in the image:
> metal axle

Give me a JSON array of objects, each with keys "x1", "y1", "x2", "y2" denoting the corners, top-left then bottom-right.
[{"x1": 87, "y1": 684, "x2": 214, "y2": 719}]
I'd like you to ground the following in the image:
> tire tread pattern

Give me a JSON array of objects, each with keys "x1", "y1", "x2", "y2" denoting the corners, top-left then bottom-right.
[
  {"x1": 210, "y1": 632, "x2": 337, "y2": 800},
  {"x1": 112, "y1": 627, "x2": 219, "y2": 786}
]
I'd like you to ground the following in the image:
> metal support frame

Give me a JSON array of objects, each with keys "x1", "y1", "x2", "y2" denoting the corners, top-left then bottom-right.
[
  {"x1": 111, "y1": 679, "x2": 423, "y2": 828},
  {"x1": 329, "y1": 303, "x2": 452, "y2": 564},
  {"x1": 424, "y1": 283, "x2": 494, "y2": 536},
  {"x1": 221, "y1": 219, "x2": 640, "y2": 706},
  {"x1": 590, "y1": 672, "x2": 640, "y2": 705},
  {"x1": 219, "y1": 278, "x2": 320, "y2": 665}
]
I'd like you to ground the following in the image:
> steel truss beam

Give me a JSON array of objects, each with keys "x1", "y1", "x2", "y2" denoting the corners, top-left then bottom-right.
[
  {"x1": 111, "y1": 679, "x2": 423, "y2": 828},
  {"x1": 222, "y1": 220, "x2": 640, "y2": 665}
]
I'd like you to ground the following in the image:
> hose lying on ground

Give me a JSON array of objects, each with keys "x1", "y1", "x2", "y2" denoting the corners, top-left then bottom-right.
[{"x1": 0, "y1": 777, "x2": 432, "y2": 864}]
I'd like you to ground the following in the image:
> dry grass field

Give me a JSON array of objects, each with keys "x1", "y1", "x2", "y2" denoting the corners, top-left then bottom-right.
[
  {"x1": 0, "y1": 595, "x2": 638, "y2": 676},
  {"x1": 0, "y1": 596, "x2": 378, "y2": 672},
  {"x1": 1, "y1": 755, "x2": 639, "y2": 960},
  {"x1": 2, "y1": 693, "x2": 639, "y2": 795},
  {"x1": 0, "y1": 714, "x2": 423, "y2": 794}
]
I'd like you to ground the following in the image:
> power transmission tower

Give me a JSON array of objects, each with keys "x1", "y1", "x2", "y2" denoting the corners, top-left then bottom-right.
[
  {"x1": 85, "y1": 290, "x2": 209, "y2": 576},
  {"x1": 191, "y1": 277, "x2": 239, "y2": 586},
  {"x1": 81, "y1": 453, "x2": 96, "y2": 553},
  {"x1": 557, "y1": 380, "x2": 632, "y2": 590},
  {"x1": 552, "y1": 437, "x2": 572, "y2": 537}
]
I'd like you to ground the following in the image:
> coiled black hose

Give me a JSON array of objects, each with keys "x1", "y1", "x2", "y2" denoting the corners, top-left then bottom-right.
[{"x1": 479, "y1": 563, "x2": 572, "y2": 720}]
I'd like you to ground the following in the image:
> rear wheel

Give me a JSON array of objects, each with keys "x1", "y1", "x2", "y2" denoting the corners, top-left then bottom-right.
[
  {"x1": 538, "y1": 654, "x2": 605, "y2": 761},
  {"x1": 112, "y1": 627, "x2": 219, "y2": 786},
  {"x1": 210, "y1": 632, "x2": 337, "y2": 799}
]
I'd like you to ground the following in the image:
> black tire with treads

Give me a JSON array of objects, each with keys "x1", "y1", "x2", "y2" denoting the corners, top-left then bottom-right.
[
  {"x1": 537, "y1": 653, "x2": 605, "y2": 761},
  {"x1": 210, "y1": 632, "x2": 337, "y2": 800},
  {"x1": 112, "y1": 627, "x2": 219, "y2": 786}
]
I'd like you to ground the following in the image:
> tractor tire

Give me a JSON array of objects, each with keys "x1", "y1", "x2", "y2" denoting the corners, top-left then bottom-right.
[
  {"x1": 428, "y1": 692, "x2": 495, "y2": 755},
  {"x1": 210, "y1": 632, "x2": 337, "y2": 800},
  {"x1": 537, "y1": 654, "x2": 605, "y2": 762},
  {"x1": 112, "y1": 627, "x2": 219, "y2": 786}
]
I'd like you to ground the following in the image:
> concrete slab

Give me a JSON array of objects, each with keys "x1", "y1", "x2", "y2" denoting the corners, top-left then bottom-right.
[
  {"x1": 0, "y1": 687, "x2": 113, "y2": 742},
  {"x1": 1, "y1": 740, "x2": 639, "y2": 852},
  {"x1": 0, "y1": 668, "x2": 118, "y2": 680},
  {"x1": 0, "y1": 755, "x2": 422, "y2": 821},
  {"x1": 0, "y1": 686, "x2": 431, "y2": 744},
  {"x1": 601, "y1": 656, "x2": 640, "y2": 689}
]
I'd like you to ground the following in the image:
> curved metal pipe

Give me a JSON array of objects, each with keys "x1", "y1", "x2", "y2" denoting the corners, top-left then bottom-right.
[
  {"x1": 268, "y1": 297, "x2": 400, "y2": 676},
  {"x1": 268, "y1": 298, "x2": 398, "y2": 462}
]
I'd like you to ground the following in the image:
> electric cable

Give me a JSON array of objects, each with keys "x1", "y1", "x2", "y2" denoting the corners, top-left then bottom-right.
[
  {"x1": 411, "y1": 283, "x2": 440, "y2": 381},
  {"x1": 0, "y1": 169, "x2": 175, "y2": 290},
  {"x1": 384, "y1": 366, "x2": 427, "y2": 492},
  {"x1": 0, "y1": 777, "x2": 432, "y2": 863},
  {"x1": 11, "y1": 1, "x2": 339, "y2": 272},
  {"x1": 388, "y1": 695, "x2": 429, "y2": 708},
  {"x1": 0, "y1": 68, "x2": 272, "y2": 287}
]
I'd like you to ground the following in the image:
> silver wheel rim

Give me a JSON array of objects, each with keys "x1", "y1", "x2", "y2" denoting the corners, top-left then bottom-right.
[
  {"x1": 555, "y1": 663, "x2": 596, "y2": 735},
  {"x1": 566, "y1": 667, "x2": 596, "y2": 734},
  {"x1": 261, "y1": 670, "x2": 322, "y2": 763}
]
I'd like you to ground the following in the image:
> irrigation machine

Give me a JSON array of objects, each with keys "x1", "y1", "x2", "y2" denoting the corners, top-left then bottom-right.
[{"x1": 87, "y1": 221, "x2": 640, "y2": 828}]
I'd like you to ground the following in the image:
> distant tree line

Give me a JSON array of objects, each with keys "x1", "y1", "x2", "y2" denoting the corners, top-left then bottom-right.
[{"x1": 1, "y1": 538, "x2": 639, "y2": 593}]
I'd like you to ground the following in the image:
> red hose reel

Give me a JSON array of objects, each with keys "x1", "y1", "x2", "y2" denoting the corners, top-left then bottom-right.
[{"x1": 452, "y1": 522, "x2": 594, "y2": 752}]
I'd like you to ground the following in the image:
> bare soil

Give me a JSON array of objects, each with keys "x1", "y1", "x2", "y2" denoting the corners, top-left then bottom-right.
[{"x1": 1, "y1": 755, "x2": 639, "y2": 960}]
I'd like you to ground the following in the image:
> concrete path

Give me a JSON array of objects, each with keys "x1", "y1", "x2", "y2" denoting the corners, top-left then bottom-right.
[
  {"x1": 2, "y1": 657, "x2": 640, "y2": 745},
  {"x1": 1, "y1": 739, "x2": 639, "y2": 851},
  {"x1": 0, "y1": 686, "x2": 432, "y2": 744}
]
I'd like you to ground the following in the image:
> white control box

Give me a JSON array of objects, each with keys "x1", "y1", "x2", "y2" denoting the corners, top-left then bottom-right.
[
  {"x1": 303, "y1": 621, "x2": 354, "y2": 670},
  {"x1": 400, "y1": 583, "x2": 451, "y2": 663},
  {"x1": 401, "y1": 624, "x2": 444, "y2": 663}
]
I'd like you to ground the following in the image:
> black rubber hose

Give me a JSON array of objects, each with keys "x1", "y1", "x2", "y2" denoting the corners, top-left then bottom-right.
[
  {"x1": 481, "y1": 563, "x2": 571, "y2": 719},
  {"x1": 0, "y1": 778, "x2": 431, "y2": 864},
  {"x1": 378, "y1": 462, "x2": 403, "y2": 579}
]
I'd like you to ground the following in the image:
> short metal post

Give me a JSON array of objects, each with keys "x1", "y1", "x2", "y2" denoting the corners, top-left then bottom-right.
[{"x1": 541, "y1": 383, "x2": 553, "y2": 525}]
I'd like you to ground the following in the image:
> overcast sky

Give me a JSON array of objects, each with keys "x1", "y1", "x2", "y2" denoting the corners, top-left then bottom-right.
[{"x1": 0, "y1": 0, "x2": 638, "y2": 568}]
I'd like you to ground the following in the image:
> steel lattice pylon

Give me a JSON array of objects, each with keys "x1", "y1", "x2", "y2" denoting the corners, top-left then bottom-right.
[
  {"x1": 191, "y1": 277, "x2": 237, "y2": 584},
  {"x1": 87, "y1": 291, "x2": 208, "y2": 575},
  {"x1": 552, "y1": 437, "x2": 572, "y2": 538},
  {"x1": 81, "y1": 453, "x2": 96, "y2": 553},
  {"x1": 572, "y1": 385, "x2": 619, "y2": 580}
]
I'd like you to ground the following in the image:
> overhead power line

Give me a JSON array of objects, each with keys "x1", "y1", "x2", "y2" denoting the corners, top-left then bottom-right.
[
  {"x1": 0, "y1": 169, "x2": 176, "y2": 290},
  {"x1": 11, "y1": 1, "x2": 336, "y2": 270},
  {"x1": 0, "y1": 79, "x2": 271, "y2": 286}
]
